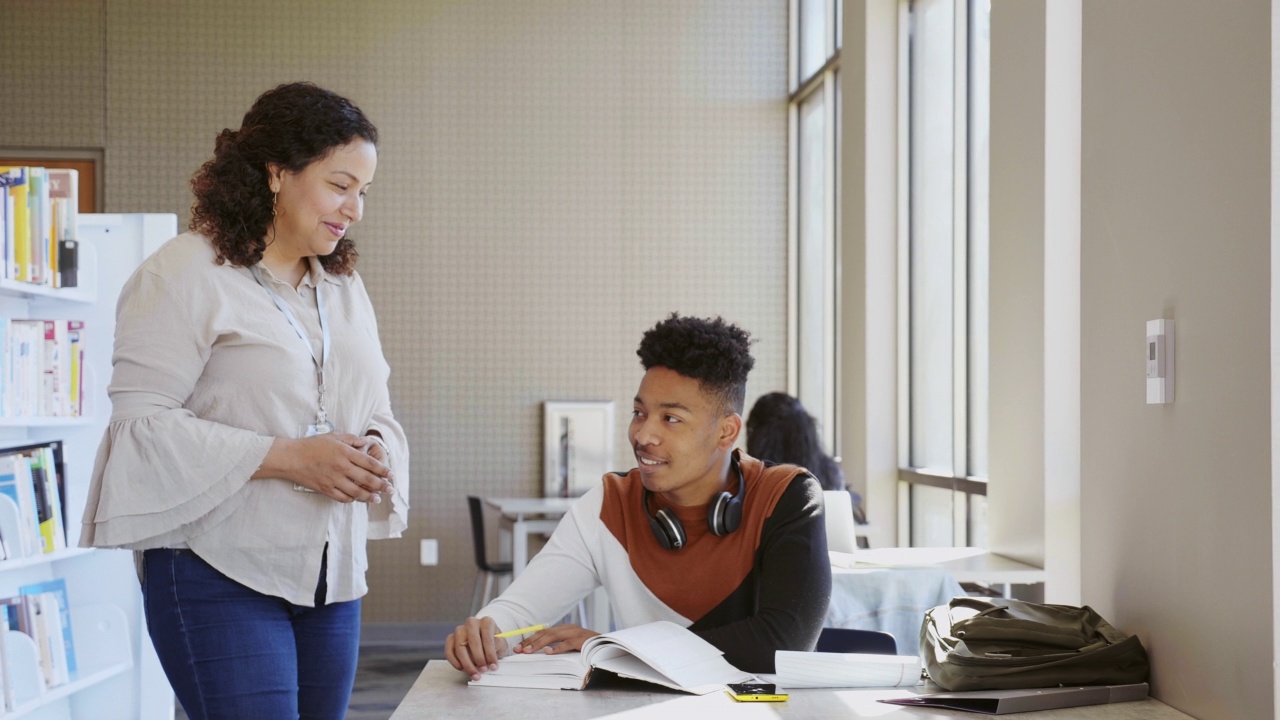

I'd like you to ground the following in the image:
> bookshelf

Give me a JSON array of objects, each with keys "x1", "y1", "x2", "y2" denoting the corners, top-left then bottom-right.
[{"x1": 0, "y1": 214, "x2": 177, "y2": 720}]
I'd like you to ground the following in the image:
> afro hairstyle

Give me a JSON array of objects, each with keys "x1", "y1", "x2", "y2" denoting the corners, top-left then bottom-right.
[{"x1": 636, "y1": 313, "x2": 755, "y2": 414}]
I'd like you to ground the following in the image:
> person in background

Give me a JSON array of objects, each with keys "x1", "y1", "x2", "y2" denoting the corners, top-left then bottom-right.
[
  {"x1": 746, "y1": 391, "x2": 866, "y2": 525},
  {"x1": 79, "y1": 82, "x2": 409, "y2": 720},
  {"x1": 446, "y1": 314, "x2": 831, "y2": 676}
]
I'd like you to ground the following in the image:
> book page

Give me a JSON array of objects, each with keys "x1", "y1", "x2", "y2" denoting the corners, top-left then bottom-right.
[
  {"x1": 591, "y1": 653, "x2": 733, "y2": 696},
  {"x1": 774, "y1": 651, "x2": 922, "y2": 688},
  {"x1": 583, "y1": 621, "x2": 753, "y2": 689}
]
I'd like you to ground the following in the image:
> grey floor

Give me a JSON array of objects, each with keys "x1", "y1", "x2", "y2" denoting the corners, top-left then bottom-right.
[{"x1": 174, "y1": 623, "x2": 448, "y2": 720}]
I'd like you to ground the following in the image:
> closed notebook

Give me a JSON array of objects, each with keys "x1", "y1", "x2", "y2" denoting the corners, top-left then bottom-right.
[
  {"x1": 772, "y1": 651, "x2": 922, "y2": 689},
  {"x1": 879, "y1": 683, "x2": 1149, "y2": 715},
  {"x1": 468, "y1": 620, "x2": 753, "y2": 695}
]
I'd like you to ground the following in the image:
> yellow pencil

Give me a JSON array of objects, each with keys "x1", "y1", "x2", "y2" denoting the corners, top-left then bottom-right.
[{"x1": 494, "y1": 624, "x2": 545, "y2": 638}]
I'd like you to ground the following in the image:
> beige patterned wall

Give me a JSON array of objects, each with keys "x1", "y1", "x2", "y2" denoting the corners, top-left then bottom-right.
[
  {"x1": 0, "y1": 0, "x2": 105, "y2": 148},
  {"x1": 3, "y1": 0, "x2": 788, "y2": 622}
]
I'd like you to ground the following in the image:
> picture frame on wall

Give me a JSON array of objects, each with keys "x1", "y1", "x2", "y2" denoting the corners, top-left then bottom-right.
[{"x1": 543, "y1": 401, "x2": 615, "y2": 498}]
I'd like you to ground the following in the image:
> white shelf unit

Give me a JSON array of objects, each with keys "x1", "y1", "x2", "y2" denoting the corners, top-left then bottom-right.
[{"x1": 0, "y1": 213, "x2": 178, "y2": 720}]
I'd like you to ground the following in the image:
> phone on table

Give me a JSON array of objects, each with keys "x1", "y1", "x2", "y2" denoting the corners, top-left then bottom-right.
[{"x1": 726, "y1": 682, "x2": 789, "y2": 702}]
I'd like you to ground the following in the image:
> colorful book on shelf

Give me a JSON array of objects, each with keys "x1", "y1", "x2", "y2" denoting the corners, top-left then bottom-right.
[
  {"x1": 0, "y1": 454, "x2": 41, "y2": 558},
  {"x1": 0, "y1": 185, "x2": 6, "y2": 283},
  {"x1": 0, "y1": 597, "x2": 21, "y2": 711},
  {"x1": 27, "y1": 169, "x2": 47, "y2": 286},
  {"x1": 0, "y1": 442, "x2": 67, "y2": 554},
  {"x1": 45, "y1": 169, "x2": 76, "y2": 289},
  {"x1": 28, "y1": 447, "x2": 66, "y2": 554},
  {"x1": 2, "y1": 193, "x2": 11, "y2": 282},
  {"x1": 0, "y1": 319, "x2": 84, "y2": 418},
  {"x1": 6, "y1": 319, "x2": 42, "y2": 416},
  {"x1": 18, "y1": 579, "x2": 75, "y2": 686},
  {"x1": 0, "y1": 168, "x2": 29, "y2": 282},
  {"x1": 67, "y1": 321, "x2": 83, "y2": 415}
]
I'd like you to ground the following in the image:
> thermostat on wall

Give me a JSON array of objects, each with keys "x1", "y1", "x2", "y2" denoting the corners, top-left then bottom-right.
[{"x1": 1146, "y1": 319, "x2": 1174, "y2": 404}]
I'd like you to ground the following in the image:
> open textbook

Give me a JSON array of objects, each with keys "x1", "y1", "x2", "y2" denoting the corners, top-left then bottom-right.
[{"x1": 468, "y1": 620, "x2": 754, "y2": 694}]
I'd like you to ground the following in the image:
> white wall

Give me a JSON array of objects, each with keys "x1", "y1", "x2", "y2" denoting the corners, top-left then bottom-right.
[
  {"x1": 988, "y1": 0, "x2": 1048, "y2": 574},
  {"x1": 987, "y1": 0, "x2": 1272, "y2": 714},
  {"x1": 1080, "y1": 1, "x2": 1272, "y2": 716}
]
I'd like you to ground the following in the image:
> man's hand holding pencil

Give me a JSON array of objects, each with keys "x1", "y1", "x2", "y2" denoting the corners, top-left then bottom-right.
[{"x1": 446, "y1": 617, "x2": 601, "y2": 681}]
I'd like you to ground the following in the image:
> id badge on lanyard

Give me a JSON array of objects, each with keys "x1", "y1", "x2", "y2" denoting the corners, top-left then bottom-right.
[{"x1": 250, "y1": 265, "x2": 334, "y2": 493}]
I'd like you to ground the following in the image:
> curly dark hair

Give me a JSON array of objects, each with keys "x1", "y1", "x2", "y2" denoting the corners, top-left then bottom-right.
[
  {"x1": 746, "y1": 392, "x2": 844, "y2": 491},
  {"x1": 189, "y1": 82, "x2": 379, "y2": 275},
  {"x1": 636, "y1": 313, "x2": 755, "y2": 414}
]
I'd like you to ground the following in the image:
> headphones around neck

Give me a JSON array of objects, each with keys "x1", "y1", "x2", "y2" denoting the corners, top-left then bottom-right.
[{"x1": 642, "y1": 456, "x2": 746, "y2": 551}]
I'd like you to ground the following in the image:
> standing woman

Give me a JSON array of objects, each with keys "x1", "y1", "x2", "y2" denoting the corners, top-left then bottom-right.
[{"x1": 80, "y1": 82, "x2": 409, "y2": 720}]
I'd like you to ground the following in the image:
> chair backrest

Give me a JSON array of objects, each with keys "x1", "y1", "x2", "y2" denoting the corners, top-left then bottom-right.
[
  {"x1": 467, "y1": 496, "x2": 499, "y2": 572},
  {"x1": 815, "y1": 627, "x2": 898, "y2": 655},
  {"x1": 822, "y1": 490, "x2": 858, "y2": 554}
]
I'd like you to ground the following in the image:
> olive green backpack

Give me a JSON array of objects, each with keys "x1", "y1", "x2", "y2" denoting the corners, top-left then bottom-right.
[{"x1": 920, "y1": 597, "x2": 1150, "y2": 692}]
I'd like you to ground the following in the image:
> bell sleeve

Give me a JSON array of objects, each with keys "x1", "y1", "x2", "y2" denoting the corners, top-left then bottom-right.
[{"x1": 79, "y1": 268, "x2": 275, "y2": 548}]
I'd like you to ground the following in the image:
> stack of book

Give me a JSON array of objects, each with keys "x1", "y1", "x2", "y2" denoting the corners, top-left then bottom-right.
[
  {"x1": 0, "y1": 578, "x2": 77, "y2": 707},
  {"x1": 0, "y1": 166, "x2": 79, "y2": 289},
  {"x1": 0, "y1": 442, "x2": 67, "y2": 561},
  {"x1": 1, "y1": 319, "x2": 85, "y2": 418}
]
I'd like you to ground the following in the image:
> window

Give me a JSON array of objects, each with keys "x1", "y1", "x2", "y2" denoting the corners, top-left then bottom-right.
[
  {"x1": 789, "y1": 0, "x2": 841, "y2": 454},
  {"x1": 899, "y1": 0, "x2": 989, "y2": 547}
]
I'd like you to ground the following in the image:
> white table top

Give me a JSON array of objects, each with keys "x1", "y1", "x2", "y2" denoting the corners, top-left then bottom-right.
[
  {"x1": 391, "y1": 661, "x2": 1192, "y2": 719},
  {"x1": 484, "y1": 496, "x2": 578, "y2": 518},
  {"x1": 834, "y1": 547, "x2": 1047, "y2": 585}
]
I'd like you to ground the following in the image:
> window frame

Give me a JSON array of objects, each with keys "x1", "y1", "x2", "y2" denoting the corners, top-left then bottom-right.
[
  {"x1": 788, "y1": 0, "x2": 841, "y2": 456},
  {"x1": 896, "y1": 0, "x2": 989, "y2": 549}
]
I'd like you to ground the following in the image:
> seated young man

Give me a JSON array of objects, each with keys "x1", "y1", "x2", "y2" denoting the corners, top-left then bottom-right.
[{"x1": 446, "y1": 314, "x2": 831, "y2": 677}]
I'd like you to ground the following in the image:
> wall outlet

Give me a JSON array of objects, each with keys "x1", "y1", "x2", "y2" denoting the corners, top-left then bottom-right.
[{"x1": 419, "y1": 539, "x2": 439, "y2": 566}]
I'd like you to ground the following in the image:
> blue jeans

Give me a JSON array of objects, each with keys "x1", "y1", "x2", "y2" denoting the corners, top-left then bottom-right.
[{"x1": 142, "y1": 548, "x2": 360, "y2": 720}]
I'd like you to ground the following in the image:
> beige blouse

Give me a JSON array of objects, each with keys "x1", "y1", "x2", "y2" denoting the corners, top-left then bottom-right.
[{"x1": 79, "y1": 232, "x2": 409, "y2": 606}]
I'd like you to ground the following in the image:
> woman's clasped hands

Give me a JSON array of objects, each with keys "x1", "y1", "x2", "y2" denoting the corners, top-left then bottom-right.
[{"x1": 284, "y1": 433, "x2": 393, "y2": 503}]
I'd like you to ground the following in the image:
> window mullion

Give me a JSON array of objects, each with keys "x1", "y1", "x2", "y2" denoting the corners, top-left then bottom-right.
[
  {"x1": 950, "y1": 0, "x2": 969, "y2": 512},
  {"x1": 895, "y1": 0, "x2": 912, "y2": 475},
  {"x1": 822, "y1": 70, "x2": 838, "y2": 451}
]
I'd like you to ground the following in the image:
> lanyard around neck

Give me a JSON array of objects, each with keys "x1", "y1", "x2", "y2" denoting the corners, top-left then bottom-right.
[{"x1": 249, "y1": 264, "x2": 332, "y2": 428}]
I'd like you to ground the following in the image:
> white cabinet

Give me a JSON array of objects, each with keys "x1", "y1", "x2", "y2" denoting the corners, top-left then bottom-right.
[{"x1": 0, "y1": 214, "x2": 177, "y2": 720}]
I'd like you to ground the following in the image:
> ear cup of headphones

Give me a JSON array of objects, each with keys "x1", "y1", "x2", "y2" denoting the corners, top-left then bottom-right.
[
  {"x1": 707, "y1": 491, "x2": 730, "y2": 536},
  {"x1": 643, "y1": 489, "x2": 687, "y2": 550},
  {"x1": 707, "y1": 489, "x2": 745, "y2": 537},
  {"x1": 649, "y1": 506, "x2": 686, "y2": 550},
  {"x1": 707, "y1": 458, "x2": 747, "y2": 537},
  {"x1": 641, "y1": 455, "x2": 746, "y2": 547}
]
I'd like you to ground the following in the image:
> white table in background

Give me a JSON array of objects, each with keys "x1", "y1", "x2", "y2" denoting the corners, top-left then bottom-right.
[
  {"x1": 482, "y1": 496, "x2": 611, "y2": 632},
  {"x1": 483, "y1": 496, "x2": 576, "y2": 575},
  {"x1": 391, "y1": 661, "x2": 1193, "y2": 720},
  {"x1": 837, "y1": 546, "x2": 1046, "y2": 597}
]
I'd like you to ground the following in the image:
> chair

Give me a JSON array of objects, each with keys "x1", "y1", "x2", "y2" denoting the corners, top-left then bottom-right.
[
  {"x1": 468, "y1": 496, "x2": 513, "y2": 615},
  {"x1": 815, "y1": 627, "x2": 898, "y2": 655},
  {"x1": 822, "y1": 490, "x2": 859, "y2": 554}
]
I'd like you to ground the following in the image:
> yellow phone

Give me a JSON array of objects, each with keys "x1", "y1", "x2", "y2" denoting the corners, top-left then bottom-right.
[{"x1": 726, "y1": 682, "x2": 789, "y2": 702}]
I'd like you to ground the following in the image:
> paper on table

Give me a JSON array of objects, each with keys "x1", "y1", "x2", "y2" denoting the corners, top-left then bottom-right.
[{"x1": 773, "y1": 651, "x2": 923, "y2": 689}]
